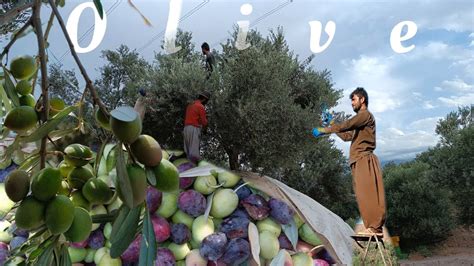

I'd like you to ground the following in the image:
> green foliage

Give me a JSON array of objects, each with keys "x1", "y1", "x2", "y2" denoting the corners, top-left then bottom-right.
[
  {"x1": 142, "y1": 30, "x2": 207, "y2": 150},
  {"x1": 207, "y1": 28, "x2": 341, "y2": 171},
  {"x1": 140, "y1": 28, "x2": 352, "y2": 219},
  {"x1": 95, "y1": 44, "x2": 152, "y2": 110},
  {"x1": 49, "y1": 64, "x2": 81, "y2": 105},
  {"x1": 435, "y1": 105, "x2": 472, "y2": 146},
  {"x1": 384, "y1": 161, "x2": 455, "y2": 244},
  {"x1": 281, "y1": 139, "x2": 358, "y2": 220},
  {"x1": 46, "y1": 28, "x2": 353, "y2": 221},
  {"x1": 47, "y1": 64, "x2": 95, "y2": 150},
  {"x1": 417, "y1": 106, "x2": 473, "y2": 224}
]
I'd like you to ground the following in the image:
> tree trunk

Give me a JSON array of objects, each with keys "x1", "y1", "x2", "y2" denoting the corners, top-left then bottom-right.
[{"x1": 227, "y1": 148, "x2": 239, "y2": 170}]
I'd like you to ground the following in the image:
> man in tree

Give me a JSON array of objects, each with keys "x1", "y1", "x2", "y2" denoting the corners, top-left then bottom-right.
[
  {"x1": 134, "y1": 88, "x2": 148, "y2": 121},
  {"x1": 183, "y1": 91, "x2": 210, "y2": 163},
  {"x1": 313, "y1": 87, "x2": 386, "y2": 235},
  {"x1": 134, "y1": 88, "x2": 157, "y2": 121},
  {"x1": 201, "y1": 42, "x2": 215, "y2": 79}
]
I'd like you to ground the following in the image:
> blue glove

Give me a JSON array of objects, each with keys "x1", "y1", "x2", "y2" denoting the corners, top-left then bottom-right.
[
  {"x1": 321, "y1": 110, "x2": 334, "y2": 127},
  {"x1": 312, "y1": 127, "x2": 326, "y2": 138}
]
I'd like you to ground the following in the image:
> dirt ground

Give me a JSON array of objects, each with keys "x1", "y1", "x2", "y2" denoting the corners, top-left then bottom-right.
[{"x1": 400, "y1": 226, "x2": 474, "y2": 265}]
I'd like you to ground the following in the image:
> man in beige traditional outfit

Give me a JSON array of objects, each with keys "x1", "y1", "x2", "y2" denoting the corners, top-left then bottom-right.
[
  {"x1": 313, "y1": 87, "x2": 386, "y2": 235},
  {"x1": 134, "y1": 88, "x2": 148, "y2": 121}
]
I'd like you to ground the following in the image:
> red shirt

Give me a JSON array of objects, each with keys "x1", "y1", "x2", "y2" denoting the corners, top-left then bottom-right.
[{"x1": 184, "y1": 100, "x2": 208, "y2": 127}]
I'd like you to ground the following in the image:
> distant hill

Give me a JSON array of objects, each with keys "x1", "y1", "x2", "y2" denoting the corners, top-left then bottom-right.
[{"x1": 381, "y1": 158, "x2": 412, "y2": 167}]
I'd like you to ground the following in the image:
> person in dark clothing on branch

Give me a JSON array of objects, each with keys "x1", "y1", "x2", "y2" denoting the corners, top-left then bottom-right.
[
  {"x1": 201, "y1": 42, "x2": 215, "y2": 79},
  {"x1": 183, "y1": 91, "x2": 210, "y2": 163},
  {"x1": 313, "y1": 87, "x2": 386, "y2": 235}
]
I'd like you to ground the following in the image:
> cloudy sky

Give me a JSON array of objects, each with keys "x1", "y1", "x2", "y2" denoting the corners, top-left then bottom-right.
[{"x1": 4, "y1": 0, "x2": 474, "y2": 162}]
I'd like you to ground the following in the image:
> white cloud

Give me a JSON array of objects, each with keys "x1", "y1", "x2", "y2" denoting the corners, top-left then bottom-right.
[
  {"x1": 333, "y1": 127, "x2": 440, "y2": 162},
  {"x1": 438, "y1": 93, "x2": 474, "y2": 107},
  {"x1": 388, "y1": 127, "x2": 405, "y2": 136},
  {"x1": 414, "y1": 3, "x2": 474, "y2": 32},
  {"x1": 440, "y1": 78, "x2": 474, "y2": 93},
  {"x1": 423, "y1": 101, "x2": 436, "y2": 109},
  {"x1": 377, "y1": 130, "x2": 439, "y2": 161},
  {"x1": 412, "y1": 92, "x2": 422, "y2": 98},
  {"x1": 409, "y1": 117, "x2": 442, "y2": 132},
  {"x1": 337, "y1": 55, "x2": 407, "y2": 113},
  {"x1": 408, "y1": 41, "x2": 473, "y2": 63},
  {"x1": 436, "y1": 79, "x2": 474, "y2": 107}
]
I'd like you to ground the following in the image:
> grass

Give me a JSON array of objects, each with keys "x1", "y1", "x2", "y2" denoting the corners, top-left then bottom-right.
[{"x1": 352, "y1": 242, "x2": 399, "y2": 265}]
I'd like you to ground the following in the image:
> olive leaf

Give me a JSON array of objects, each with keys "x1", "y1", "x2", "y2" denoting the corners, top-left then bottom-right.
[
  {"x1": 145, "y1": 167, "x2": 157, "y2": 186},
  {"x1": 94, "y1": 141, "x2": 108, "y2": 175},
  {"x1": 204, "y1": 192, "x2": 214, "y2": 220},
  {"x1": 18, "y1": 153, "x2": 40, "y2": 172},
  {"x1": 115, "y1": 143, "x2": 134, "y2": 208},
  {"x1": 138, "y1": 210, "x2": 157, "y2": 266},
  {"x1": 0, "y1": 83, "x2": 13, "y2": 117},
  {"x1": 110, "y1": 204, "x2": 142, "y2": 258},
  {"x1": 248, "y1": 222, "x2": 261, "y2": 266},
  {"x1": 93, "y1": 0, "x2": 104, "y2": 19},
  {"x1": 21, "y1": 105, "x2": 77, "y2": 143},
  {"x1": 269, "y1": 249, "x2": 292, "y2": 266},
  {"x1": 59, "y1": 244, "x2": 72, "y2": 266},
  {"x1": 281, "y1": 219, "x2": 298, "y2": 250},
  {"x1": 106, "y1": 147, "x2": 117, "y2": 173},
  {"x1": 2, "y1": 66, "x2": 19, "y2": 107}
]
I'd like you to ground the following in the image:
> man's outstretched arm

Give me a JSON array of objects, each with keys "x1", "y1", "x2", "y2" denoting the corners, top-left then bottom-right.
[
  {"x1": 335, "y1": 132, "x2": 353, "y2": 141},
  {"x1": 325, "y1": 111, "x2": 370, "y2": 134}
]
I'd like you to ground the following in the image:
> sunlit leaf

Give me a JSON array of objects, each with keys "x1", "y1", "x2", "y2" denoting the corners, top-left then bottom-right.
[
  {"x1": 110, "y1": 106, "x2": 138, "y2": 122},
  {"x1": 2, "y1": 66, "x2": 19, "y2": 107},
  {"x1": 248, "y1": 222, "x2": 260, "y2": 266},
  {"x1": 0, "y1": 83, "x2": 13, "y2": 118},
  {"x1": 18, "y1": 153, "x2": 40, "y2": 172},
  {"x1": 21, "y1": 105, "x2": 77, "y2": 143},
  {"x1": 128, "y1": 0, "x2": 153, "y2": 26},
  {"x1": 204, "y1": 192, "x2": 214, "y2": 220}
]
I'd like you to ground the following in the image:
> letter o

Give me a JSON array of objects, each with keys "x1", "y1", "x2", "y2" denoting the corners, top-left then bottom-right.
[{"x1": 66, "y1": 2, "x2": 107, "y2": 53}]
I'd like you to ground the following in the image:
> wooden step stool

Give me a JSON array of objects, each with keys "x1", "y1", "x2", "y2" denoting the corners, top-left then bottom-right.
[{"x1": 351, "y1": 233, "x2": 392, "y2": 266}]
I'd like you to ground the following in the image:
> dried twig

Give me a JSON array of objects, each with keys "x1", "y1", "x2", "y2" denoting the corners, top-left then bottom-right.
[
  {"x1": 0, "y1": 2, "x2": 34, "y2": 27},
  {"x1": 0, "y1": 18, "x2": 33, "y2": 61},
  {"x1": 32, "y1": 0, "x2": 50, "y2": 168}
]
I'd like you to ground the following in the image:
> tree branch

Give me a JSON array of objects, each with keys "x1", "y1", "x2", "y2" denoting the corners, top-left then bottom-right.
[
  {"x1": 32, "y1": 0, "x2": 50, "y2": 169},
  {"x1": 0, "y1": 18, "x2": 32, "y2": 61},
  {"x1": 43, "y1": 8, "x2": 55, "y2": 41},
  {"x1": 0, "y1": 2, "x2": 33, "y2": 27},
  {"x1": 47, "y1": 0, "x2": 110, "y2": 117}
]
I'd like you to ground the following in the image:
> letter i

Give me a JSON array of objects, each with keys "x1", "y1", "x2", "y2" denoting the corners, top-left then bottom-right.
[
  {"x1": 236, "y1": 3, "x2": 252, "y2": 50},
  {"x1": 164, "y1": 0, "x2": 183, "y2": 54}
]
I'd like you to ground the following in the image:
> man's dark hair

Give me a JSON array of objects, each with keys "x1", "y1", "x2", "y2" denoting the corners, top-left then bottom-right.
[
  {"x1": 198, "y1": 91, "x2": 210, "y2": 101},
  {"x1": 350, "y1": 87, "x2": 369, "y2": 107},
  {"x1": 201, "y1": 42, "x2": 210, "y2": 51}
]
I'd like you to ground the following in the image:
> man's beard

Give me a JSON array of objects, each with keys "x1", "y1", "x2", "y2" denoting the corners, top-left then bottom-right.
[{"x1": 353, "y1": 104, "x2": 360, "y2": 112}]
